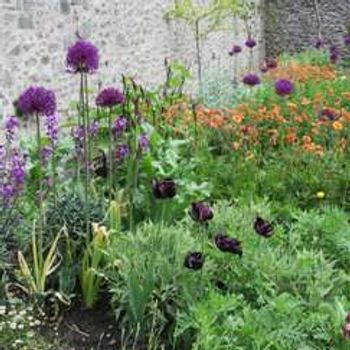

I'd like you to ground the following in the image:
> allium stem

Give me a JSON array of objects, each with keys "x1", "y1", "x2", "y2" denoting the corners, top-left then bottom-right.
[
  {"x1": 36, "y1": 113, "x2": 44, "y2": 258},
  {"x1": 108, "y1": 108, "x2": 113, "y2": 206},
  {"x1": 81, "y1": 72, "x2": 89, "y2": 237}
]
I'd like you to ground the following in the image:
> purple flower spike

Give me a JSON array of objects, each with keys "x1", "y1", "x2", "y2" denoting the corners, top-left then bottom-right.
[
  {"x1": 139, "y1": 133, "x2": 150, "y2": 152},
  {"x1": 242, "y1": 73, "x2": 261, "y2": 87},
  {"x1": 45, "y1": 114, "x2": 59, "y2": 147},
  {"x1": 245, "y1": 38, "x2": 257, "y2": 49},
  {"x1": 229, "y1": 45, "x2": 242, "y2": 56},
  {"x1": 89, "y1": 120, "x2": 99, "y2": 138},
  {"x1": 41, "y1": 146, "x2": 53, "y2": 164},
  {"x1": 275, "y1": 79, "x2": 294, "y2": 96},
  {"x1": 66, "y1": 39, "x2": 99, "y2": 74},
  {"x1": 115, "y1": 144, "x2": 130, "y2": 162},
  {"x1": 5, "y1": 116, "x2": 19, "y2": 143},
  {"x1": 96, "y1": 87, "x2": 124, "y2": 108},
  {"x1": 114, "y1": 116, "x2": 129, "y2": 137},
  {"x1": 18, "y1": 86, "x2": 56, "y2": 117}
]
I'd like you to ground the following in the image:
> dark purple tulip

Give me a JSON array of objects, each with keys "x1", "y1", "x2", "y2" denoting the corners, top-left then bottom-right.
[
  {"x1": 245, "y1": 38, "x2": 257, "y2": 49},
  {"x1": 242, "y1": 73, "x2": 261, "y2": 87},
  {"x1": 190, "y1": 201, "x2": 214, "y2": 223},
  {"x1": 254, "y1": 217, "x2": 274, "y2": 238},
  {"x1": 275, "y1": 79, "x2": 294, "y2": 96},
  {"x1": 229, "y1": 45, "x2": 242, "y2": 56},
  {"x1": 152, "y1": 178, "x2": 176, "y2": 199},
  {"x1": 184, "y1": 252, "x2": 204, "y2": 270},
  {"x1": 214, "y1": 234, "x2": 242, "y2": 257}
]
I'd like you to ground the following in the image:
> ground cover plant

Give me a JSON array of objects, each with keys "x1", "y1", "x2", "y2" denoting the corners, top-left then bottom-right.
[{"x1": 2, "y1": 6, "x2": 350, "y2": 350}]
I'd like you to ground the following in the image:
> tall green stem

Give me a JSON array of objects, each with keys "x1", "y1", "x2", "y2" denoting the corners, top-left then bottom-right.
[
  {"x1": 108, "y1": 108, "x2": 113, "y2": 206},
  {"x1": 36, "y1": 113, "x2": 44, "y2": 260}
]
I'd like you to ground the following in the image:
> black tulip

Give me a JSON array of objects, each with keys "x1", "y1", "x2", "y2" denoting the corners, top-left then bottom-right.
[
  {"x1": 152, "y1": 178, "x2": 176, "y2": 199},
  {"x1": 184, "y1": 252, "x2": 204, "y2": 270},
  {"x1": 214, "y1": 234, "x2": 242, "y2": 257},
  {"x1": 254, "y1": 217, "x2": 274, "y2": 238},
  {"x1": 190, "y1": 201, "x2": 214, "y2": 223}
]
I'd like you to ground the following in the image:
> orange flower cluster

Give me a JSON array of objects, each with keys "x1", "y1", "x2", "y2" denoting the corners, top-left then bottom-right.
[{"x1": 267, "y1": 62, "x2": 337, "y2": 83}]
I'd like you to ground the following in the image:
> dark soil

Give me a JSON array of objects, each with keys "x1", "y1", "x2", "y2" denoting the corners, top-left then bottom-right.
[{"x1": 54, "y1": 301, "x2": 119, "y2": 350}]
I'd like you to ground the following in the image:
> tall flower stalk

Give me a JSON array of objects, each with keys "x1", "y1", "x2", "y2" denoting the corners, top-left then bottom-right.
[
  {"x1": 66, "y1": 39, "x2": 99, "y2": 236},
  {"x1": 18, "y1": 86, "x2": 56, "y2": 255},
  {"x1": 96, "y1": 87, "x2": 124, "y2": 206}
]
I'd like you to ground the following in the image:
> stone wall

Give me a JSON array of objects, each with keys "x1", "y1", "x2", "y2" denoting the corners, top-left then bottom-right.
[
  {"x1": 264, "y1": 0, "x2": 350, "y2": 58},
  {"x1": 0, "y1": 0, "x2": 264, "y2": 117}
]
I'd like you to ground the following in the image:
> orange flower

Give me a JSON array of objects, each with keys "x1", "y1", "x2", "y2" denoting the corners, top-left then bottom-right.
[
  {"x1": 285, "y1": 131, "x2": 297, "y2": 144},
  {"x1": 300, "y1": 97, "x2": 311, "y2": 105},
  {"x1": 332, "y1": 121, "x2": 344, "y2": 131},
  {"x1": 232, "y1": 114, "x2": 244, "y2": 124},
  {"x1": 294, "y1": 116, "x2": 303, "y2": 123},
  {"x1": 342, "y1": 92, "x2": 350, "y2": 101},
  {"x1": 302, "y1": 135, "x2": 312, "y2": 144}
]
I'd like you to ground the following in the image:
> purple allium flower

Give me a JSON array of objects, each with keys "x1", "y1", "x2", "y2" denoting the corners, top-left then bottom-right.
[
  {"x1": 5, "y1": 116, "x2": 19, "y2": 143},
  {"x1": 254, "y1": 217, "x2": 274, "y2": 238},
  {"x1": 139, "y1": 133, "x2": 150, "y2": 152},
  {"x1": 345, "y1": 35, "x2": 350, "y2": 46},
  {"x1": 66, "y1": 39, "x2": 99, "y2": 74},
  {"x1": 242, "y1": 73, "x2": 261, "y2": 87},
  {"x1": 96, "y1": 87, "x2": 124, "y2": 108},
  {"x1": 229, "y1": 45, "x2": 242, "y2": 56},
  {"x1": 152, "y1": 178, "x2": 176, "y2": 199},
  {"x1": 190, "y1": 201, "x2": 214, "y2": 224},
  {"x1": 115, "y1": 144, "x2": 130, "y2": 162},
  {"x1": 45, "y1": 114, "x2": 59, "y2": 147},
  {"x1": 275, "y1": 79, "x2": 294, "y2": 96},
  {"x1": 266, "y1": 59, "x2": 278, "y2": 69},
  {"x1": 214, "y1": 234, "x2": 243, "y2": 257},
  {"x1": 114, "y1": 116, "x2": 129, "y2": 137},
  {"x1": 89, "y1": 120, "x2": 99, "y2": 138},
  {"x1": 184, "y1": 252, "x2": 204, "y2": 270},
  {"x1": 18, "y1": 86, "x2": 56, "y2": 117},
  {"x1": 314, "y1": 38, "x2": 324, "y2": 49},
  {"x1": 245, "y1": 38, "x2": 257, "y2": 49},
  {"x1": 41, "y1": 146, "x2": 53, "y2": 164}
]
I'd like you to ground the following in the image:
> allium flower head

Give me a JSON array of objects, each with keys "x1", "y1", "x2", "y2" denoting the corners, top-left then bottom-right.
[
  {"x1": 152, "y1": 178, "x2": 176, "y2": 199},
  {"x1": 96, "y1": 87, "x2": 124, "y2": 108},
  {"x1": 329, "y1": 45, "x2": 340, "y2": 64},
  {"x1": 245, "y1": 38, "x2": 257, "y2": 49},
  {"x1": 254, "y1": 217, "x2": 274, "y2": 238},
  {"x1": 18, "y1": 86, "x2": 56, "y2": 116},
  {"x1": 242, "y1": 73, "x2": 261, "y2": 87},
  {"x1": 190, "y1": 201, "x2": 214, "y2": 224},
  {"x1": 66, "y1": 39, "x2": 99, "y2": 73},
  {"x1": 275, "y1": 79, "x2": 294, "y2": 96},
  {"x1": 229, "y1": 45, "x2": 242, "y2": 56},
  {"x1": 184, "y1": 252, "x2": 204, "y2": 270},
  {"x1": 214, "y1": 234, "x2": 242, "y2": 257}
]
